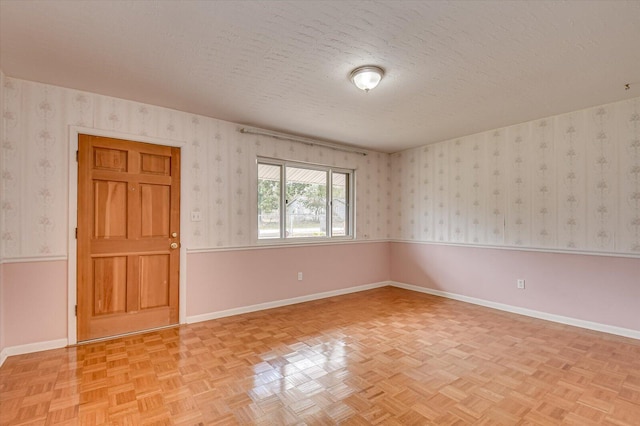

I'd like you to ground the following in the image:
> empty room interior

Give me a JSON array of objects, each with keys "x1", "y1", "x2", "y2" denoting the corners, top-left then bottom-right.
[{"x1": 1, "y1": 1, "x2": 639, "y2": 424}]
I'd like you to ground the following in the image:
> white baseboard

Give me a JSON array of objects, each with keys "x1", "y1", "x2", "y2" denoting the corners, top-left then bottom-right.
[
  {"x1": 0, "y1": 338, "x2": 68, "y2": 367},
  {"x1": 4, "y1": 280, "x2": 635, "y2": 368},
  {"x1": 0, "y1": 282, "x2": 388, "y2": 367},
  {"x1": 186, "y1": 281, "x2": 390, "y2": 324},
  {"x1": 390, "y1": 281, "x2": 640, "y2": 340}
]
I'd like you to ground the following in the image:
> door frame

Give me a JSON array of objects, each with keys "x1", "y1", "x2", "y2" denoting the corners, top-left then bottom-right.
[{"x1": 67, "y1": 126, "x2": 189, "y2": 345}]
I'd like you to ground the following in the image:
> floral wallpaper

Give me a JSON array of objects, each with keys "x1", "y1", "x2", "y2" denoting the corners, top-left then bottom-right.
[
  {"x1": 2, "y1": 75, "x2": 639, "y2": 259},
  {"x1": 391, "y1": 96, "x2": 640, "y2": 255},
  {"x1": 0, "y1": 77, "x2": 389, "y2": 260}
]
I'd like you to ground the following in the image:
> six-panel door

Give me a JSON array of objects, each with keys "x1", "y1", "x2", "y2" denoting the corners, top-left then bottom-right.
[{"x1": 77, "y1": 135, "x2": 180, "y2": 341}]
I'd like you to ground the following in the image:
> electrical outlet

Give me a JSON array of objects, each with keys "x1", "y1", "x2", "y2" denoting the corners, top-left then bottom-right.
[
  {"x1": 517, "y1": 279, "x2": 525, "y2": 289},
  {"x1": 297, "y1": 272, "x2": 303, "y2": 281}
]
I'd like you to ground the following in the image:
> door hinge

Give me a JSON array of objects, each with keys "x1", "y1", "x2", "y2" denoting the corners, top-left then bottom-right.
[
  {"x1": 75, "y1": 228, "x2": 78, "y2": 239},
  {"x1": 75, "y1": 305, "x2": 77, "y2": 316}
]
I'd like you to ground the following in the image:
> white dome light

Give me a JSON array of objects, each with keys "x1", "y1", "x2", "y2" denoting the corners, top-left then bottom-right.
[{"x1": 350, "y1": 66, "x2": 384, "y2": 92}]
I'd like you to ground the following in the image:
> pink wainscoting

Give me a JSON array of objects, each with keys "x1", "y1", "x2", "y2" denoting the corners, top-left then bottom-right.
[
  {"x1": 3, "y1": 241, "x2": 636, "y2": 353},
  {"x1": 390, "y1": 242, "x2": 640, "y2": 332},
  {"x1": 187, "y1": 242, "x2": 391, "y2": 317},
  {"x1": 2, "y1": 260, "x2": 68, "y2": 348}
]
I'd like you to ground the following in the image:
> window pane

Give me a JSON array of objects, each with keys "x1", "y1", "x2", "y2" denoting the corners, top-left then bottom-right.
[
  {"x1": 332, "y1": 172, "x2": 348, "y2": 236},
  {"x1": 258, "y1": 164, "x2": 281, "y2": 239},
  {"x1": 286, "y1": 167, "x2": 327, "y2": 238}
]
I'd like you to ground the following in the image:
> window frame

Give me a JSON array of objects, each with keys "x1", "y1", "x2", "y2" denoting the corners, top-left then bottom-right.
[{"x1": 257, "y1": 157, "x2": 355, "y2": 242}]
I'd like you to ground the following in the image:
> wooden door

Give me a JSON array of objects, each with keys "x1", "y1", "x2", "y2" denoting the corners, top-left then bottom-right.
[{"x1": 77, "y1": 135, "x2": 180, "y2": 341}]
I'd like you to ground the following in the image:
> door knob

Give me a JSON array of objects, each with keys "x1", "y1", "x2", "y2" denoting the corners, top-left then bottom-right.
[
  {"x1": 171, "y1": 232, "x2": 178, "y2": 238},
  {"x1": 170, "y1": 242, "x2": 178, "y2": 249}
]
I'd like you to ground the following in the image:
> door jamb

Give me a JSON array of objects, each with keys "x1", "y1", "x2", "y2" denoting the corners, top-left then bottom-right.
[{"x1": 67, "y1": 126, "x2": 188, "y2": 345}]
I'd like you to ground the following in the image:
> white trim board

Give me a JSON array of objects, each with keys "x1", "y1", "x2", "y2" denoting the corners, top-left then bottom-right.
[
  {"x1": 390, "y1": 281, "x2": 640, "y2": 340},
  {"x1": 390, "y1": 239, "x2": 640, "y2": 260},
  {"x1": 0, "y1": 339, "x2": 68, "y2": 367},
  {"x1": 187, "y1": 238, "x2": 389, "y2": 254},
  {"x1": 186, "y1": 281, "x2": 390, "y2": 324},
  {"x1": 1, "y1": 256, "x2": 67, "y2": 264}
]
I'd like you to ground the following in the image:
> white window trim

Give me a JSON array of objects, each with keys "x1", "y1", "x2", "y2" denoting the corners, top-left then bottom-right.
[{"x1": 257, "y1": 157, "x2": 355, "y2": 244}]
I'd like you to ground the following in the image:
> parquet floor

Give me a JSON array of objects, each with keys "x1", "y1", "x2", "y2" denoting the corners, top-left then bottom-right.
[{"x1": 1, "y1": 287, "x2": 639, "y2": 425}]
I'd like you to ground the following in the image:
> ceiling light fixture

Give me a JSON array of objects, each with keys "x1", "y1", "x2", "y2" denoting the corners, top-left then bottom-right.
[{"x1": 350, "y1": 65, "x2": 384, "y2": 92}]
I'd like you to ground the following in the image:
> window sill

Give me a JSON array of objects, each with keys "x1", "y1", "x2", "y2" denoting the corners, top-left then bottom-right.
[{"x1": 256, "y1": 236, "x2": 355, "y2": 246}]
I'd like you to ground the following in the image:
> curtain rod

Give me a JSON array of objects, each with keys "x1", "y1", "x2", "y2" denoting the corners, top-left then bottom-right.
[{"x1": 239, "y1": 126, "x2": 368, "y2": 156}]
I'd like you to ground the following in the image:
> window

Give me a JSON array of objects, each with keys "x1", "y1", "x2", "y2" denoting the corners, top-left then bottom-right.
[{"x1": 258, "y1": 158, "x2": 354, "y2": 240}]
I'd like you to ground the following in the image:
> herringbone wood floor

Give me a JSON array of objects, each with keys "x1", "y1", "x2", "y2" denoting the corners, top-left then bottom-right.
[{"x1": 1, "y1": 287, "x2": 639, "y2": 425}]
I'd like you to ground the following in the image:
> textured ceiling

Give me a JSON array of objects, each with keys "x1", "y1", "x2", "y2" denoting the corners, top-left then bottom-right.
[{"x1": 1, "y1": 0, "x2": 639, "y2": 153}]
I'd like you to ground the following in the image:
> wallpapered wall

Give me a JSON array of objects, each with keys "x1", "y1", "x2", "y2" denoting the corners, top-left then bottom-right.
[
  {"x1": 0, "y1": 77, "x2": 390, "y2": 260},
  {"x1": 2, "y1": 75, "x2": 640, "y2": 260},
  {"x1": 390, "y1": 97, "x2": 640, "y2": 255}
]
